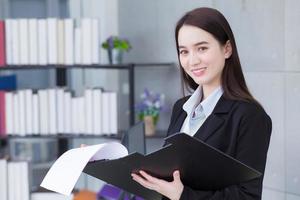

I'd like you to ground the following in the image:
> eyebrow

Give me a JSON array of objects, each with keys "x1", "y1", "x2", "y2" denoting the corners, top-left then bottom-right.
[{"x1": 178, "y1": 41, "x2": 209, "y2": 49}]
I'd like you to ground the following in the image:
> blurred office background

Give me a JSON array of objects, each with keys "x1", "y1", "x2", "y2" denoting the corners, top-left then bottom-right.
[{"x1": 0, "y1": 0, "x2": 299, "y2": 199}]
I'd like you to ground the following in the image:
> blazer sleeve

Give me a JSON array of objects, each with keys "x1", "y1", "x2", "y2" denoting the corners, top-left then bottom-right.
[{"x1": 163, "y1": 105, "x2": 272, "y2": 200}]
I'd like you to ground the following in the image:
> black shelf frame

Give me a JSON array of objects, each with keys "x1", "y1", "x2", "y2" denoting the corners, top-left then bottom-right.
[
  {"x1": 0, "y1": 63, "x2": 176, "y2": 70},
  {"x1": 1, "y1": 131, "x2": 167, "y2": 140}
]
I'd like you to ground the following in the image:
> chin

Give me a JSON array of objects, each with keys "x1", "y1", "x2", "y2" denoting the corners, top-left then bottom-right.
[
  {"x1": 193, "y1": 78, "x2": 208, "y2": 86},
  {"x1": 193, "y1": 75, "x2": 218, "y2": 86}
]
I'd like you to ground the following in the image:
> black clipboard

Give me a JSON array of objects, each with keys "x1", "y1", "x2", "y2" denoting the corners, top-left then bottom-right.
[{"x1": 83, "y1": 133, "x2": 261, "y2": 200}]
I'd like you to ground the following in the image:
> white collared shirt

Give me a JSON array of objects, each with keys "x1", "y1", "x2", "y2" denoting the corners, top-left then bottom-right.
[{"x1": 180, "y1": 86, "x2": 223, "y2": 136}]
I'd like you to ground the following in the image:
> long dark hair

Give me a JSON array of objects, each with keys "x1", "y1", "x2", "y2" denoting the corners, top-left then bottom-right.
[{"x1": 175, "y1": 7, "x2": 258, "y2": 104}]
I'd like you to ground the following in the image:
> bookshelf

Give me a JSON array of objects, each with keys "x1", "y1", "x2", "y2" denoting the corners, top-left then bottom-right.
[
  {"x1": 0, "y1": 0, "x2": 176, "y2": 195},
  {"x1": 0, "y1": 63, "x2": 174, "y2": 193}
]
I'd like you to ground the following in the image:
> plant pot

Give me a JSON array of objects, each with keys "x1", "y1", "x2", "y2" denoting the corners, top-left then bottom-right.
[
  {"x1": 108, "y1": 49, "x2": 123, "y2": 64},
  {"x1": 143, "y1": 115, "x2": 156, "y2": 136}
]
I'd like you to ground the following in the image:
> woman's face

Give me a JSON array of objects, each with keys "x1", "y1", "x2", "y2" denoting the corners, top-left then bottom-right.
[{"x1": 178, "y1": 25, "x2": 231, "y2": 88}]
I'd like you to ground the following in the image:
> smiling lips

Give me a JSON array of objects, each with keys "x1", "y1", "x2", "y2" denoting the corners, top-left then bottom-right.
[{"x1": 192, "y1": 67, "x2": 207, "y2": 76}]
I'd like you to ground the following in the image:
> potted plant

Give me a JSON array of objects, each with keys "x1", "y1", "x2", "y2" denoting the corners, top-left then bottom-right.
[
  {"x1": 135, "y1": 88, "x2": 166, "y2": 136},
  {"x1": 101, "y1": 36, "x2": 132, "y2": 64}
]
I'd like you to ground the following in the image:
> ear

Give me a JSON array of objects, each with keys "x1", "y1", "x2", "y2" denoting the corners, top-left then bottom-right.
[{"x1": 224, "y1": 40, "x2": 232, "y2": 59}]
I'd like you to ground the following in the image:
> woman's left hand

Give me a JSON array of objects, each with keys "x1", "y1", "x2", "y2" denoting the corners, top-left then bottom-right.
[{"x1": 131, "y1": 170, "x2": 184, "y2": 200}]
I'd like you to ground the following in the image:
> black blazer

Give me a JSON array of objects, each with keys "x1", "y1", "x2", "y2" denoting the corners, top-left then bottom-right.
[{"x1": 163, "y1": 95, "x2": 272, "y2": 200}]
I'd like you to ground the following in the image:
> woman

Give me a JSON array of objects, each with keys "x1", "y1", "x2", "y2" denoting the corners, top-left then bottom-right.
[{"x1": 131, "y1": 7, "x2": 272, "y2": 200}]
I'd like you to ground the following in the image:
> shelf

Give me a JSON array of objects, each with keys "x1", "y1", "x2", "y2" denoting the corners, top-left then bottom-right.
[
  {"x1": 1, "y1": 133, "x2": 123, "y2": 140},
  {"x1": 131, "y1": 62, "x2": 176, "y2": 67},
  {"x1": 0, "y1": 130, "x2": 167, "y2": 141},
  {"x1": 0, "y1": 62, "x2": 176, "y2": 71},
  {"x1": 0, "y1": 64, "x2": 133, "y2": 70}
]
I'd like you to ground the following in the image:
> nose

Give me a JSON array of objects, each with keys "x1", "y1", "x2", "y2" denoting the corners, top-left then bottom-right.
[{"x1": 188, "y1": 51, "x2": 200, "y2": 66}]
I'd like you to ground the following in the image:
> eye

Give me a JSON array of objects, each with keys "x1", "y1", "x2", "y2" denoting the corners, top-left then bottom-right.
[
  {"x1": 197, "y1": 46, "x2": 208, "y2": 52},
  {"x1": 179, "y1": 49, "x2": 188, "y2": 55}
]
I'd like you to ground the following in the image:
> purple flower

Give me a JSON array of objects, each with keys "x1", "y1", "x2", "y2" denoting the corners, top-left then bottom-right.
[
  {"x1": 135, "y1": 88, "x2": 168, "y2": 123},
  {"x1": 144, "y1": 88, "x2": 151, "y2": 98},
  {"x1": 107, "y1": 36, "x2": 114, "y2": 49}
]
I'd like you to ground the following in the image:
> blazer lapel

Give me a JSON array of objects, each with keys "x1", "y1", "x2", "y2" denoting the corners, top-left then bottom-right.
[
  {"x1": 194, "y1": 114, "x2": 224, "y2": 141},
  {"x1": 170, "y1": 111, "x2": 187, "y2": 134},
  {"x1": 167, "y1": 97, "x2": 189, "y2": 136},
  {"x1": 194, "y1": 96, "x2": 235, "y2": 141}
]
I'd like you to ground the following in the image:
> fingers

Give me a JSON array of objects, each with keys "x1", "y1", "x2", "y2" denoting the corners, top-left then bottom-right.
[
  {"x1": 80, "y1": 144, "x2": 87, "y2": 148},
  {"x1": 139, "y1": 170, "x2": 164, "y2": 184},
  {"x1": 173, "y1": 170, "x2": 181, "y2": 182},
  {"x1": 131, "y1": 173, "x2": 159, "y2": 191},
  {"x1": 133, "y1": 170, "x2": 180, "y2": 185},
  {"x1": 131, "y1": 170, "x2": 183, "y2": 199}
]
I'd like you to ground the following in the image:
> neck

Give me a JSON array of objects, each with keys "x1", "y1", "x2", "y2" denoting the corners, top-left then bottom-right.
[{"x1": 202, "y1": 84, "x2": 221, "y2": 100}]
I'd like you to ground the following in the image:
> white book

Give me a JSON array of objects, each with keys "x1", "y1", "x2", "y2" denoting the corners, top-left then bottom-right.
[
  {"x1": 5, "y1": 19, "x2": 13, "y2": 65},
  {"x1": 47, "y1": 18, "x2": 58, "y2": 64},
  {"x1": 81, "y1": 18, "x2": 92, "y2": 64},
  {"x1": 84, "y1": 89, "x2": 93, "y2": 134},
  {"x1": 38, "y1": 19, "x2": 48, "y2": 65},
  {"x1": 18, "y1": 19, "x2": 30, "y2": 65},
  {"x1": 74, "y1": 27, "x2": 81, "y2": 64},
  {"x1": 11, "y1": 19, "x2": 20, "y2": 65},
  {"x1": 28, "y1": 19, "x2": 38, "y2": 65},
  {"x1": 109, "y1": 92, "x2": 118, "y2": 134},
  {"x1": 24, "y1": 89, "x2": 33, "y2": 134},
  {"x1": 5, "y1": 92, "x2": 13, "y2": 135},
  {"x1": 20, "y1": 162, "x2": 29, "y2": 200},
  {"x1": 18, "y1": 90, "x2": 26, "y2": 136},
  {"x1": 64, "y1": 92, "x2": 72, "y2": 134},
  {"x1": 102, "y1": 92, "x2": 110, "y2": 134},
  {"x1": 92, "y1": 89, "x2": 102, "y2": 135},
  {"x1": 56, "y1": 88, "x2": 65, "y2": 134},
  {"x1": 48, "y1": 89, "x2": 57, "y2": 135},
  {"x1": 91, "y1": 19, "x2": 99, "y2": 64},
  {"x1": 71, "y1": 97, "x2": 78, "y2": 134},
  {"x1": 32, "y1": 94, "x2": 40, "y2": 135},
  {"x1": 0, "y1": 91, "x2": 6, "y2": 137},
  {"x1": 57, "y1": 20, "x2": 65, "y2": 65},
  {"x1": 64, "y1": 19, "x2": 74, "y2": 65},
  {"x1": 15, "y1": 162, "x2": 22, "y2": 200},
  {"x1": 78, "y1": 97, "x2": 85, "y2": 134},
  {"x1": 7, "y1": 162, "x2": 16, "y2": 200},
  {"x1": 13, "y1": 92, "x2": 20, "y2": 135},
  {"x1": 38, "y1": 90, "x2": 49, "y2": 135},
  {"x1": 0, "y1": 159, "x2": 7, "y2": 200},
  {"x1": 76, "y1": 97, "x2": 80, "y2": 134}
]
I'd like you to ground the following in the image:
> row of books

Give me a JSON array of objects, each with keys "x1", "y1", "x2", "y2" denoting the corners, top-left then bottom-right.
[
  {"x1": 0, "y1": 88, "x2": 118, "y2": 136},
  {"x1": 0, "y1": 159, "x2": 30, "y2": 200},
  {"x1": 0, "y1": 18, "x2": 100, "y2": 66}
]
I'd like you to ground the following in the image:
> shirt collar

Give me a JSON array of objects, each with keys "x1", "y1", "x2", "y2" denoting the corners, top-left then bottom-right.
[
  {"x1": 183, "y1": 86, "x2": 223, "y2": 117},
  {"x1": 182, "y1": 86, "x2": 202, "y2": 115}
]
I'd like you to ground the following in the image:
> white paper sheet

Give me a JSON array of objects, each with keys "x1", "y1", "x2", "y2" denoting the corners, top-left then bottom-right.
[{"x1": 40, "y1": 142, "x2": 128, "y2": 196}]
